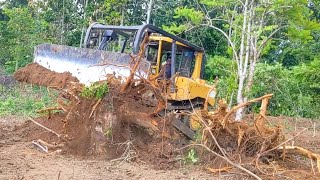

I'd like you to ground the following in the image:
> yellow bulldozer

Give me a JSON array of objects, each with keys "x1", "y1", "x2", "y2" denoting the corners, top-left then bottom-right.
[{"x1": 34, "y1": 23, "x2": 216, "y2": 139}]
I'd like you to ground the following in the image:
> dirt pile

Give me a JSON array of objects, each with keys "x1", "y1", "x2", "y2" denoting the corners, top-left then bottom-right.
[
  {"x1": 14, "y1": 63, "x2": 80, "y2": 89},
  {"x1": 14, "y1": 63, "x2": 178, "y2": 165}
]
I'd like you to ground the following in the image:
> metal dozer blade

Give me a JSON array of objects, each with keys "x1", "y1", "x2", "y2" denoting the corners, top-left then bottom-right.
[{"x1": 34, "y1": 43, "x2": 150, "y2": 85}]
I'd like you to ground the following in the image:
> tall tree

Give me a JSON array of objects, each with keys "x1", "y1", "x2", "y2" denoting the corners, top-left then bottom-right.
[{"x1": 166, "y1": 0, "x2": 320, "y2": 120}]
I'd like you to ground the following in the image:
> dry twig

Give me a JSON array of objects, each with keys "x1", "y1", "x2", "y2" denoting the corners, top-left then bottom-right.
[
  {"x1": 89, "y1": 99, "x2": 101, "y2": 118},
  {"x1": 278, "y1": 146, "x2": 320, "y2": 174},
  {"x1": 28, "y1": 117, "x2": 61, "y2": 138},
  {"x1": 179, "y1": 143, "x2": 262, "y2": 180},
  {"x1": 111, "y1": 140, "x2": 138, "y2": 163}
]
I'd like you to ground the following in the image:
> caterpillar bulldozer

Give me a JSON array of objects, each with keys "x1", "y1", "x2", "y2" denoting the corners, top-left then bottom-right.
[{"x1": 34, "y1": 23, "x2": 216, "y2": 139}]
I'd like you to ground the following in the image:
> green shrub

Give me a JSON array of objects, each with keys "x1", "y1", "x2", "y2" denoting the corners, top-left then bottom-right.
[
  {"x1": 80, "y1": 82, "x2": 109, "y2": 99},
  {"x1": 205, "y1": 55, "x2": 237, "y2": 104},
  {"x1": 204, "y1": 56, "x2": 320, "y2": 118},
  {"x1": 250, "y1": 62, "x2": 320, "y2": 118},
  {"x1": 184, "y1": 148, "x2": 199, "y2": 164}
]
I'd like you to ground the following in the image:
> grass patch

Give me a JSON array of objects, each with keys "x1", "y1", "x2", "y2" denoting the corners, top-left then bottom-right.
[
  {"x1": 0, "y1": 84, "x2": 58, "y2": 117},
  {"x1": 80, "y1": 82, "x2": 109, "y2": 99}
]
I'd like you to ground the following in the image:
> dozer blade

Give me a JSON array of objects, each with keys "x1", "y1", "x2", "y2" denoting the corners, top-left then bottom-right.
[
  {"x1": 34, "y1": 44, "x2": 151, "y2": 85},
  {"x1": 172, "y1": 119, "x2": 195, "y2": 140}
]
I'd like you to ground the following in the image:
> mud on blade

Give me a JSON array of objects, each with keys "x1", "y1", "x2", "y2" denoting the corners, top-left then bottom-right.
[{"x1": 34, "y1": 44, "x2": 150, "y2": 85}]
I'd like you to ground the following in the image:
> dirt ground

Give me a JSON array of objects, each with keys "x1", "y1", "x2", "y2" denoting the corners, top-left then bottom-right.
[
  {"x1": 0, "y1": 116, "x2": 225, "y2": 180},
  {"x1": 1, "y1": 115, "x2": 319, "y2": 180}
]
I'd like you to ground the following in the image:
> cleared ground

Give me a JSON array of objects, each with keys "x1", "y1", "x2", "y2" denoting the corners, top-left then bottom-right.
[{"x1": 0, "y1": 116, "x2": 319, "y2": 180}]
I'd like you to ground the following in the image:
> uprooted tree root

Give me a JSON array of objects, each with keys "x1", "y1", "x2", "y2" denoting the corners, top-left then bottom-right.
[
  {"x1": 201, "y1": 94, "x2": 283, "y2": 158},
  {"x1": 14, "y1": 59, "x2": 320, "y2": 179},
  {"x1": 187, "y1": 95, "x2": 320, "y2": 179}
]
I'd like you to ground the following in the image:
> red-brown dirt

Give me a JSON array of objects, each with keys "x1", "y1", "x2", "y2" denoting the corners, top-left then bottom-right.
[
  {"x1": 1, "y1": 116, "x2": 319, "y2": 179},
  {"x1": 13, "y1": 63, "x2": 182, "y2": 169},
  {"x1": 14, "y1": 63, "x2": 79, "y2": 89}
]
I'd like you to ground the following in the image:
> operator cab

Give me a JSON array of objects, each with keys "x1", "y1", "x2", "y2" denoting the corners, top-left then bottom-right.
[
  {"x1": 145, "y1": 35, "x2": 196, "y2": 78},
  {"x1": 84, "y1": 23, "x2": 205, "y2": 80}
]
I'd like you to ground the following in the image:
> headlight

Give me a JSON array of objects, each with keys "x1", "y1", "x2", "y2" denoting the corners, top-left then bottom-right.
[{"x1": 209, "y1": 91, "x2": 216, "y2": 98}]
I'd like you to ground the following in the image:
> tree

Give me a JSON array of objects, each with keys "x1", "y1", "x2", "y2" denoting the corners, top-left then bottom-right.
[
  {"x1": 166, "y1": 0, "x2": 320, "y2": 120},
  {"x1": 0, "y1": 8, "x2": 50, "y2": 72}
]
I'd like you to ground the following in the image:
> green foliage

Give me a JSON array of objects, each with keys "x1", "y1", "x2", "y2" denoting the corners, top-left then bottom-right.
[
  {"x1": 80, "y1": 82, "x2": 109, "y2": 99},
  {"x1": 162, "y1": 23, "x2": 189, "y2": 34},
  {"x1": 0, "y1": 85, "x2": 58, "y2": 117},
  {"x1": 205, "y1": 56, "x2": 237, "y2": 103},
  {"x1": 193, "y1": 130, "x2": 203, "y2": 143},
  {"x1": 285, "y1": 1, "x2": 320, "y2": 44},
  {"x1": 174, "y1": 7, "x2": 204, "y2": 25},
  {"x1": 104, "y1": 128, "x2": 112, "y2": 138},
  {"x1": 250, "y1": 62, "x2": 320, "y2": 118},
  {"x1": 184, "y1": 148, "x2": 199, "y2": 164},
  {"x1": 293, "y1": 56, "x2": 320, "y2": 90},
  {"x1": 200, "y1": 0, "x2": 234, "y2": 7},
  {"x1": 0, "y1": 7, "x2": 51, "y2": 73},
  {"x1": 103, "y1": 0, "x2": 128, "y2": 25},
  {"x1": 162, "y1": 6, "x2": 204, "y2": 35}
]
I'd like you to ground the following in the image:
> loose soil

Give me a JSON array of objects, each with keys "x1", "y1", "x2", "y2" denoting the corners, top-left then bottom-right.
[
  {"x1": 14, "y1": 63, "x2": 79, "y2": 89},
  {"x1": 0, "y1": 117, "x2": 217, "y2": 180},
  {"x1": 1, "y1": 116, "x2": 319, "y2": 179}
]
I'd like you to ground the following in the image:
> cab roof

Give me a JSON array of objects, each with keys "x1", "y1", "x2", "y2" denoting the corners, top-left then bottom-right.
[{"x1": 84, "y1": 23, "x2": 204, "y2": 54}]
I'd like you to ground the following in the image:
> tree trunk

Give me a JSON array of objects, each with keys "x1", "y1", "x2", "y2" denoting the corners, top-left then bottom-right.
[
  {"x1": 146, "y1": 0, "x2": 153, "y2": 24},
  {"x1": 80, "y1": 0, "x2": 89, "y2": 47},
  {"x1": 60, "y1": 0, "x2": 65, "y2": 44},
  {"x1": 235, "y1": 0, "x2": 249, "y2": 121},
  {"x1": 245, "y1": 57, "x2": 256, "y2": 93},
  {"x1": 235, "y1": 75, "x2": 245, "y2": 120}
]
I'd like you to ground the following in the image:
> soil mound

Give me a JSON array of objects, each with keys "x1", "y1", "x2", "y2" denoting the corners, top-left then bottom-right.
[
  {"x1": 14, "y1": 64, "x2": 177, "y2": 166},
  {"x1": 14, "y1": 63, "x2": 79, "y2": 89}
]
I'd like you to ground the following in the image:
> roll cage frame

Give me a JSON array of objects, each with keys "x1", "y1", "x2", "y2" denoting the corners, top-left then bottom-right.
[
  {"x1": 83, "y1": 22, "x2": 205, "y2": 79},
  {"x1": 84, "y1": 23, "x2": 203, "y2": 54}
]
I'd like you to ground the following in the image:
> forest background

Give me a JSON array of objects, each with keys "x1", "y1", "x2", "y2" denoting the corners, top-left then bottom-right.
[{"x1": 0, "y1": 0, "x2": 319, "y2": 119}]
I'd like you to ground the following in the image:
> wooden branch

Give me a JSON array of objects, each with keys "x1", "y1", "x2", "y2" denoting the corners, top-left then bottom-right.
[
  {"x1": 89, "y1": 99, "x2": 101, "y2": 119},
  {"x1": 258, "y1": 128, "x2": 307, "y2": 158},
  {"x1": 278, "y1": 146, "x2": 320, "y2": 174},
  {"x1": 179, "y1": 144, "x2": 262, "y2": 180},
  {"x1": 120, "y1": 34, "x2": 149, "y2": 92},
  {"x1": 254, "y1": 97, "x2": 272, "y2": 137},
  {"x1": 28, "y1": 117, "x2": 61, "y2": 138},
  {"x1": 222, "y1": 94, "x2": 273, "y2": 127}
]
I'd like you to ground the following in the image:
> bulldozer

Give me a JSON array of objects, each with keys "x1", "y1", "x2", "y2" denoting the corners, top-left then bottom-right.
[{"x1": 34, "y1": 23, "x2": 216, "y2": 139}]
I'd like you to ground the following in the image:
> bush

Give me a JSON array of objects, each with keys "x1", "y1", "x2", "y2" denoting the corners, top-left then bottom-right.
[
  {"x1": 80, "y1": 82, "x2": 109, "y2": 99},
  {"x1": 250, "y1": 62, "x2": 320, "y2": 118},
  {"x1": 204, "y1": 55, "x2": 237, "y2": 104}
]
